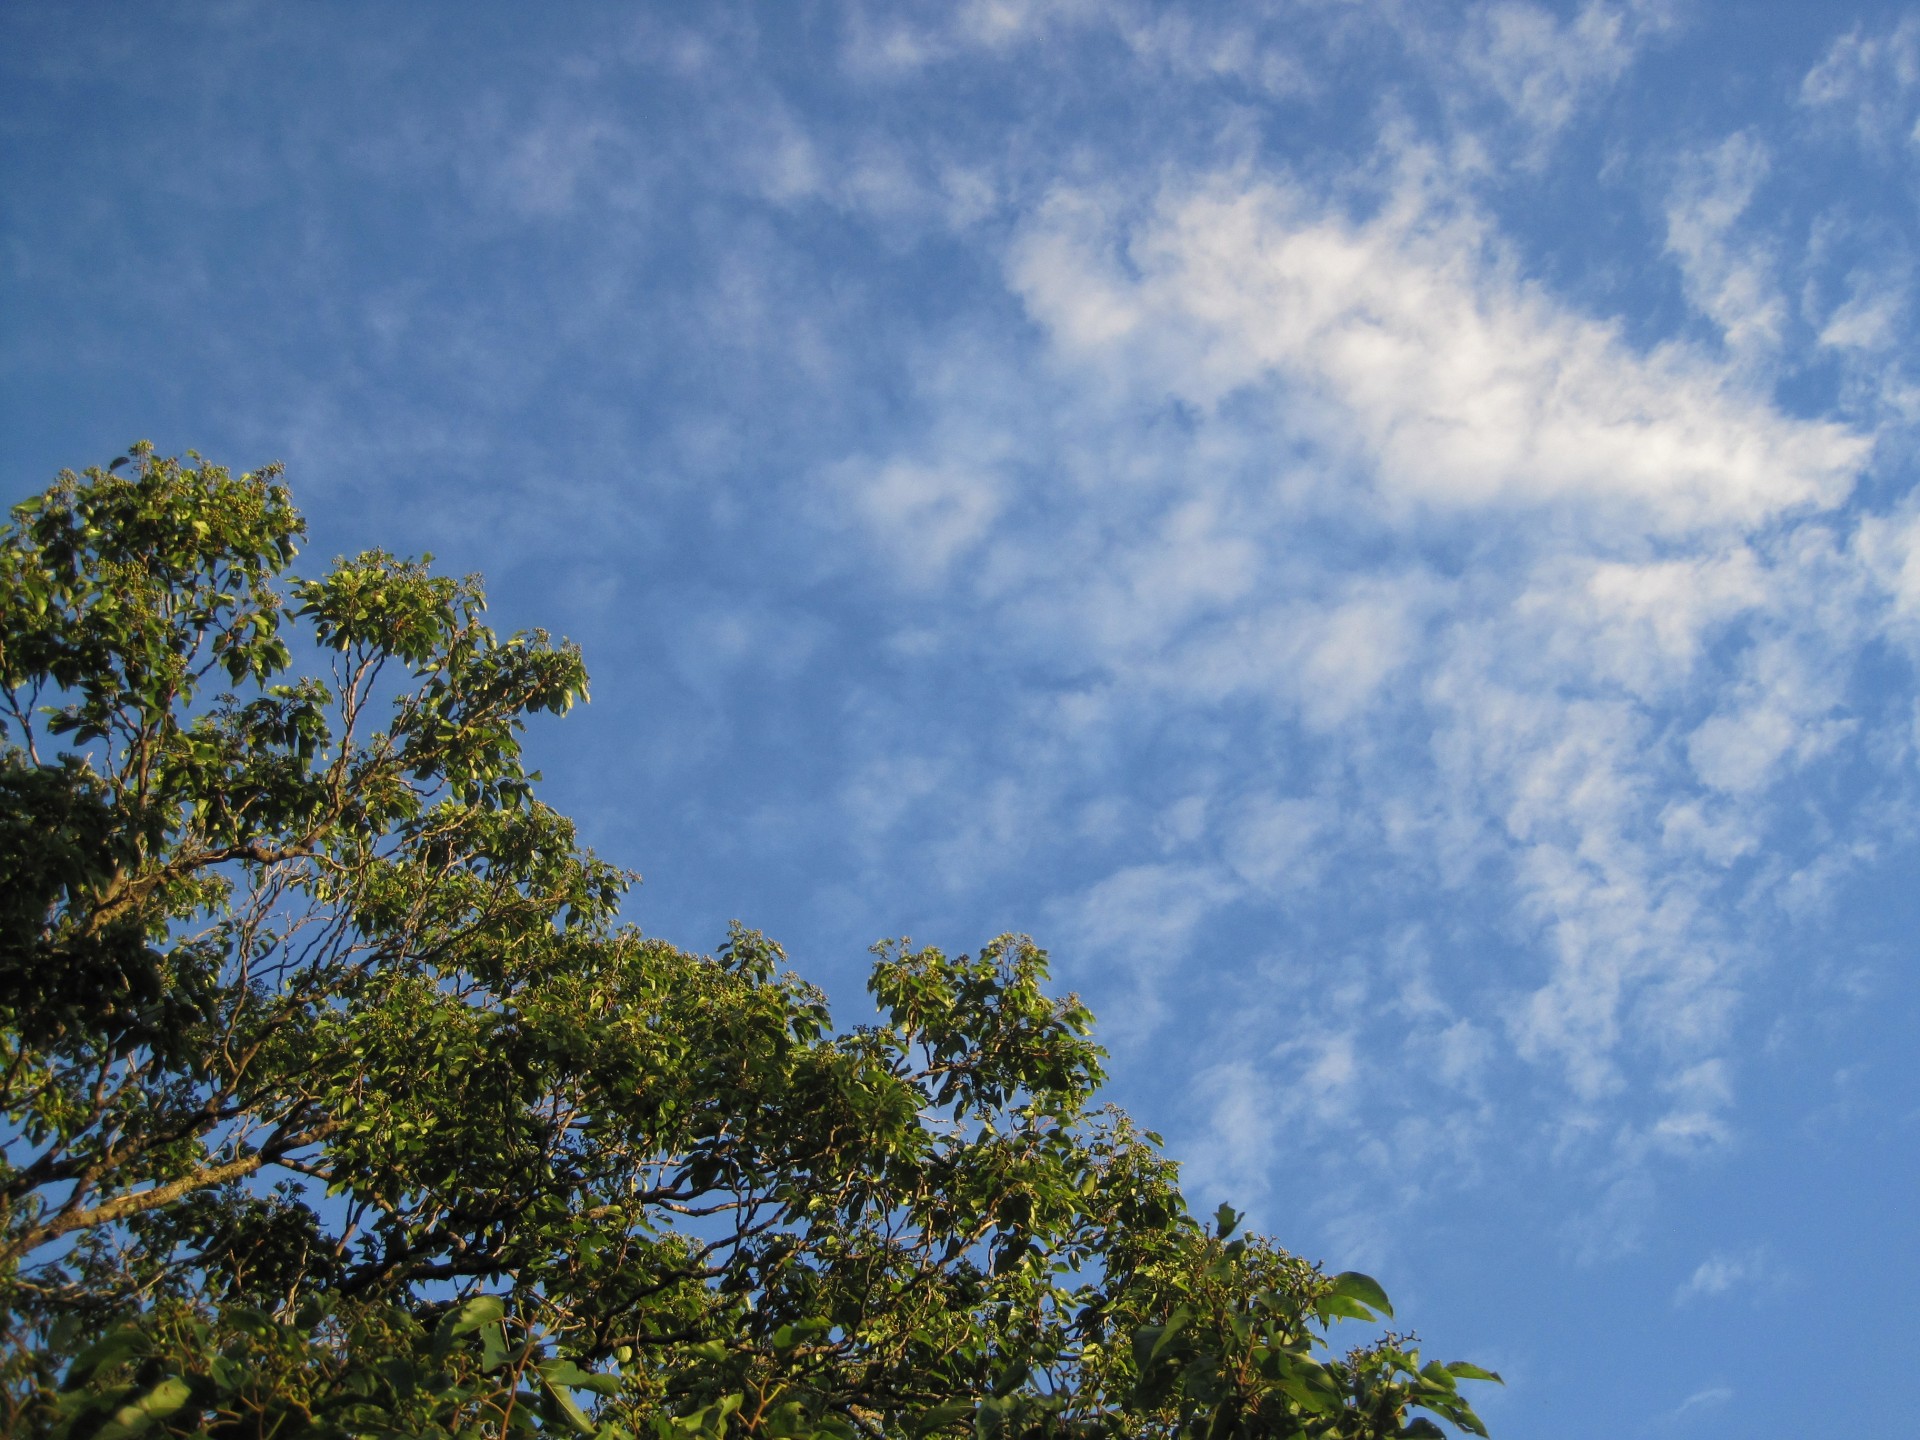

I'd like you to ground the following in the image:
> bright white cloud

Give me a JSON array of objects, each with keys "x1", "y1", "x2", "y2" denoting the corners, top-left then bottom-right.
[{"x1": 1009, "y1": 174, "x2": 1863, "y2": 532}]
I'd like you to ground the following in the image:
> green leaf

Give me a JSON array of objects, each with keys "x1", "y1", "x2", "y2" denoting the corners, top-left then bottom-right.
[
  {"x1": 448, "y1": 1293, "x2": 508, "y2": 1335},
  {"x1": 92, "y1": 1377, "x2": 195, "y2": 1440},
  {"x1": 1445, "y1": 1361, "x2": 1504, "y2": 1383},
  {"x1": 539, "y1": 1364, "x2": 599, "y2": 1435},
  {"x1": 479, "y1": 1321, "x2": 512, "y2": 1373},
  {"x1": 1316, "y1": 1293, "x2": 1384, "y2": 1324},
  {"x1": 1132, "y1": 1306, "x2": 1193, "y2": 1372},
  {"x1": 991, "y1": 1358, "x2": 1030, "y2": 1397},
  {"x1": 910, "y1": 1401, "x2": 975, "y2": 1436},
  {"x1": 1271, "y1": 1358, "x2": 1341, "y2": 1415},
  {"x1": 1325, "y1": 1270, "x2": 1394, "y2": 1319},
  {"x1": 61, "y1": 1327, "x2": 145, "y2": 1390},
  {"x1": 541, "y1": 1359, "x2": 622, "y2": 1397}
]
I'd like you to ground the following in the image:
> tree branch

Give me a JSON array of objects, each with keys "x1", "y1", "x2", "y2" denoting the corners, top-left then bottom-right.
[{"x1": 0, "y1": 1116, "x2": 337, "y2": 1268}]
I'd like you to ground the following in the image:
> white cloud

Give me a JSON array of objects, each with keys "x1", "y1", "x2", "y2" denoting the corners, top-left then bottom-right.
[
  {"x1": 665, "y1": 602, "x2": 822, "y2": 700},
  {"x1": 1674, "y1": 1245, "x2": 1776, "y2": 1304},
  {"x1": 1565, "y1": 551, "x2": 1767, "y2": 699},
  {"x1": 1677, "y1": 1253, "x2": 1743, "y2": 1300},
  {"x1": 841, "y1": 750, "x2": 958, "y2": 845},
  {"x1": 1670, "y1": 1384, "x2": 1733, "y2": 1415},
  {"x1": 1283, "y1": 1027, "x2": 1363, "y2": 1124},
  {"x1": 1664, "y1": 131, "x2": 1786, "y2": 361},
  {"x1": 1008, "y1": 169, "x2": 1875, "y2": 1125},
  {"x1": 1048, "y1": 862, "x2": 1241, "y2": 1036},
  {"x1": 1859, "y1": 502, "x2": 1920, "y2": 636},
  {"x1": 1221, "y1": 791, "x2": 1337, "y2": 892},
  {"x1": 1434, "y1": 1017, "x2": 1495, "y2": 1092},
  {"x1": 1817, "y1": 263, "x2": 1910, "y2": 355},
  {"x1": 1801, "y1": 18, "x2": 1920, "y2": 149},
  {"x1": 1113, "y1": 9, "x2": 1316, "y2": 98},
  {"x1": 848, "y1": 459, "x2": 1006, "y2": 581},
  {"x1": 1008, "y1": 174, "x2": 1863, "y2": 533},
  {"x1": 549, "y1": 3, "x2": 1920, "y2": 1256},
  {"x1": 1456, "y1": 0, "x2": 1675, "y2": 143},
  {"x1": 1185, "y1": 1059, "x2": 1284, "y2": 1204},
  {"x1": 838, "y1": 0, "x2": 1114, "y2": 75},
  {"x1": 837, "y1": 152, "x2": 1889, "y2": 1218}
]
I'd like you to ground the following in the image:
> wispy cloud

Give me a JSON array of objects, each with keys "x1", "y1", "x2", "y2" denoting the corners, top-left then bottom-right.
[
  {"x1": 1452, "y1": 0, "x2": 1678, "y2": 148},
  {"x1": 1801, "y1": 18, "x2": 1920, "y2": 151},
  {"x1": 1008, "y1": 169, "x2": 1860, "y2": 529},
  {"x1": 1670, "y1": 1384, "x2": 1734, "y2": 1417},
  {"x1": 9, "y1": 2, "x2": 1920, "y2": 1430},
  {"x1": 1664, "y1": 131, "x2": 1784, "y2": 363},
  {"x1": 832, "y1": 138, "x2": 1892, "y2": 1241},
  {"x1": 1674, "y1": 1246, "x2": 1775, "y2": 1305}
]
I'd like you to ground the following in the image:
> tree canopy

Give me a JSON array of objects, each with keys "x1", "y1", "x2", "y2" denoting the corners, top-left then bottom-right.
[{"x1": 0, "y1": 446, "x2": 1496, "y2": 1439}]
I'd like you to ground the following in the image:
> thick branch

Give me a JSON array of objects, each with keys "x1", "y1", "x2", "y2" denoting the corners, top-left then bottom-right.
[{"x1": 0, "y1": 1117, "x2": 337, "y2": 1269}]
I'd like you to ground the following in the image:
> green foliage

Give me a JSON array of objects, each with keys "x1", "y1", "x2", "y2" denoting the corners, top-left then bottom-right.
[{"x1": 0, "y1": 447, "x2": 1497, "y2": 1438}]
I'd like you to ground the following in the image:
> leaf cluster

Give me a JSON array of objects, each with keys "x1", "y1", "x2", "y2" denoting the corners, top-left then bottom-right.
[{"x1": 0, "y1": 450, "x2": 1497, "y2": 1439}]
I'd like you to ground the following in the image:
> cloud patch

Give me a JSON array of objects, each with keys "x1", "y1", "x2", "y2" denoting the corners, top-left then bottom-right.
[{"x1": 840, "y1": 153, "x2": 1888, "y2": 1227}]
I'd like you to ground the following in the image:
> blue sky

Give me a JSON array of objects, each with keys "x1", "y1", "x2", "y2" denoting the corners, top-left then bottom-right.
[{"x1": 5, "y1": 2, "x2": 1919, "y2": 1432}]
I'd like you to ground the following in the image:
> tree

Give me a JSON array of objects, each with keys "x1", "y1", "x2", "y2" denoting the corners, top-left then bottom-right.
[{"x1": 0, "y1": 445, "x2": 1496, "y2": 1439}]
